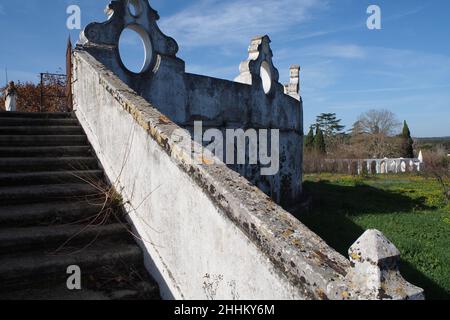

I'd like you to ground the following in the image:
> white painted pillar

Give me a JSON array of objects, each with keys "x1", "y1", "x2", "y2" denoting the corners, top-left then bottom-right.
[
  {"x1": 382, "y1": 158, "x2": 388, "y2": 174},
  {"x1": 418, "y1": 150, "x2": 423, "y2": 163},
  {"x1": 401, "y1": 161, "x2": 406, "y2": 173},
  {"x1": 417, "y1": 150, "x2": 424, "y2": 172}
]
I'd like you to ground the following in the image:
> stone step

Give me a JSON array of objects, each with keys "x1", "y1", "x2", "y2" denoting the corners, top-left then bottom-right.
[
  {"x1": 0, "y1": 200, "x2": 109, "y2": 228},
  {"x1": 0, "y1": 111, "x2": 160, "y2": 300},
  {"x1": 0, "y1": 286, "x2": 112, "y2": 300},
  {"x1": 0, "y1": 118, "x2": 79, "y2": 126},
  {"x1": 0, "y1": 146, "x2": 93, "y2": 158},
  {"x1": 0, "y1": 112, "x2": 72, "y2": 119},
  {"x1": 0, "y1": 126, "x2": 84, "y2": 135},
  {"x1": 0, "y1": 135, "x2": 87, "y2": 147},
  {"x1": 0, "y1": 183, "x2": 103, "y2": 205},
  {"x1": 0, "y1": 224, "x2": 127, "y2": 255},
  {"x1": 0, "y1": 157, "x2": 98, "y2": 173},
  {"x1": 0, "y1": 241, "x2": 143, "y2": 292},
  {"x1": 0, "y1": 170, "x2": 103, "y2": 187},
  {"x1": 0, "y1": 281, "x2": 160, "y2": 300}
]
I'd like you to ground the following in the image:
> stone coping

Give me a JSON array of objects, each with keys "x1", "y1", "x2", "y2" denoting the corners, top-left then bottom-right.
[{"x1": 74, "y1": 49, "x2": 366, "y2": 299}]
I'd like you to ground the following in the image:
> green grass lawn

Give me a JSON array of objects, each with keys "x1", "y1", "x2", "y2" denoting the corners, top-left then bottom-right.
[{"x1": 299, "y1": 173, "x2": 450, "y2": 300}]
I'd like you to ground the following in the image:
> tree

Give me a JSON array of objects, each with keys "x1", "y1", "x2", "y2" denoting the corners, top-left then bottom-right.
[
  {"x1": 309, "y1": 113, "x2": 346, "y2": 156},
  {"x1": 352, "y1": 109, "x2": 400, "y2": 136},
  {"x1": 314, "y1": 128, "x2": 326, "y2": 154},
  {"x1": 304, "y1": 127, "x2": 315, "y2": 150},
  {"x1": 351, "y1": 109, "x2": 402, "y2": 158},
  {"x1": 401, "y1": 120, "x2": 414, "y2": 158},
  {"x1": 315, "y1": 113, "x2": 345, "y2": 137},
  {"x1": 422, "y1": 149, "x2": 450, "y2": 204}
]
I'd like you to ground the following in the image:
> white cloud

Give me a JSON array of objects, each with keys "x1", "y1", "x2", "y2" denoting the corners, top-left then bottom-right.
[
  {"x1": 0, "y1": 4, "x2": 5, "y2": 15},
  {"x1": 290, "y1": 5, "x2": 428, "y2": 41},
  {"x1": 279, "y1": 43, "x2": 450, "y2": 84},
  {"x1": 160, "y1": 0, "x2": 327, "y2": 48},
  {"x1": 384, "y1": 5, "x2": 428, "y2": 22}
]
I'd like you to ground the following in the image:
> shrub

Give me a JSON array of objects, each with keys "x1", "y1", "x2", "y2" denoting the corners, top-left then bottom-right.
[
  {"x1": 422, "y1": 149, "x2": 450, "y2": 204},
  {"x1": 1, "y1": 74, "x2": 67, "y2": 113}
]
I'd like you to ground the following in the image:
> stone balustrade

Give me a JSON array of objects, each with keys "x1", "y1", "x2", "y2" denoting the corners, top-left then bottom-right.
[{"x1": 324, "y1": 155, "x2": 424, "y2": 175}]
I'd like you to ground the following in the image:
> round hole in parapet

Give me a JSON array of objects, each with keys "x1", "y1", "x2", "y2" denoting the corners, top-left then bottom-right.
[
  {"x1": 260, "y1": 61, "x2": 273, "y2": 95},
  {"x1": 128, "y1": 0, "x2": 142, "y2": 17},
  {"x1": 119, "y1": 25, "x2": 153, "y2": 74}
]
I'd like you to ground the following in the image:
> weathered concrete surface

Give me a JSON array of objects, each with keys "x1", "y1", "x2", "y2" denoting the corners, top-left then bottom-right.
[
  {"x1": 347, "y1": 230, "x2": 424, "y2": 300},
  {"x1": 72, "y1": 49, "x2": 424, "y2": 300},
  {"x1": 284, "y1": 65, "x2": 301, "y2": 101},
  {"x1": 77, "y1": 0, "x2": 302, "y2": 206}
]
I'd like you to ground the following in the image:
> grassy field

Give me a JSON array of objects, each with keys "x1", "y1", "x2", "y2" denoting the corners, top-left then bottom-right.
[{"x1": 299, "y1": 173, "x2": 450, "y2": 300}]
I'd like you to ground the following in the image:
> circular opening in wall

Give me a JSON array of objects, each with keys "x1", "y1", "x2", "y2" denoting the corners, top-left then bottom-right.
[
  {"x1": 128, "y1": 0, "x2": 142, "y2": 17},
  {"x1": 119, "y1": 26, "x2": 153, "y2": 74},
  {"x1": 260, "y1": 61, "x2": 272, "y2": 94}
]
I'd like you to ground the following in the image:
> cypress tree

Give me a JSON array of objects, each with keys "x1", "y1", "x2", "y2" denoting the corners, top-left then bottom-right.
[
  {"x1": 305, "y1": 127, "x2": 315, "y2": 150},
  {"x1": 314, "y1": 128, "x2": 326, "y2": 155},
  {"x1": 401, "y1": 120, "x2": 414, "y2": 158}
]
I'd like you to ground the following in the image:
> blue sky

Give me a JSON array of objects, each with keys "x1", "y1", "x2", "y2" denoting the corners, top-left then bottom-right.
[{"x1": 0, "y1": 0, "x2": 449, "y2": 137}]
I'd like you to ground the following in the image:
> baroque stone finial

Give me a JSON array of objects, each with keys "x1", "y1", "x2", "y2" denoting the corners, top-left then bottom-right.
[
  {"x1": 5, "y1": 81, "x2": 17, "y2": 112},
  {"x1": 234, "y1": 35, "x2": 280, "y2": 96},
  {"x1": 5, "y1": 81, "x2": 17, "y2": 96},
  {"x1": 284, "y1": 65, "x2": 300, "y2": 101},
  {"x1": 346, "y1": 230, "x2": 424, "y2": 300},
  {"x1": 78, "y1": 0, "x2": 179, "y2": 73},
  {"x1": 7, "y1": 81, "x2": 15, "y2": 90}
]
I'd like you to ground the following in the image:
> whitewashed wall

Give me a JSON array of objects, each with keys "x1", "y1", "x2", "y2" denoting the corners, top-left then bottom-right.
[{"x1": 72, "y1": 50, "x2": 424, "y2": 301}]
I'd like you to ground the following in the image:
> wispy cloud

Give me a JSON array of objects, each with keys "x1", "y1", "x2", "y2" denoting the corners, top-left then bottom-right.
[
  {"x1": 278, "y1": 43, "x2": 450, "y2": 84},
  {"x1": 324, "y1": 84, "x2": 450, "y2": 95},
  {"x1": 384, "y1": 5, "x2": 428, "y2": 22},
  {"x1": 289, "y1": 5, "x2": 428, "y2": 41},
  {"x1": 160, "y1": 0, "x2": 327, "y2": 48},
  {"x1": 0, "y1": 4, "x2": 5, "y2": 15}
]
